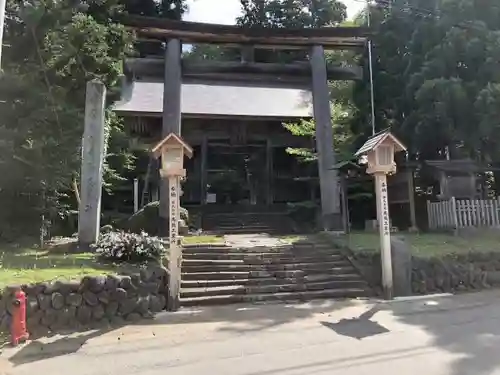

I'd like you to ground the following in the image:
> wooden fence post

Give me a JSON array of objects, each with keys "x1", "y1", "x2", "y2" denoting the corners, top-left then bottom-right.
[
  {"x1": 427, "y1": 200, "x2": 433, "y2": 230},
  {"x1": 495, "y1": 197, "x2": 500, "y2": 226},
  {"x1": 450, "y1": 197, "x2": 458, "y2": 234}
]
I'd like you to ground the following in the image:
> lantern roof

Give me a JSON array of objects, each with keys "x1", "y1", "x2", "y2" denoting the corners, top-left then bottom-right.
[
  {"x1": 354, "y1": 129, "x2": 406, "y2": 157},
  {"x1": 151, "y1": 133, "x2": 193, "y2": 159}
]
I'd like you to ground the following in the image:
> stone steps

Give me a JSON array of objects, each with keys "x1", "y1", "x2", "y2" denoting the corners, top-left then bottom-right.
[
  {"x1": 181, "y1": 260, "x2": 353, "y2": 273},
  {"x1": 180, "y1": 288, "x2": 371, "y2": 306},
  {"x1": 181, "y1": 265, "x2": 359, "y2": 279},
  {"x1": 202, "y1": 211, "x2": 293, "y2": 234},
  {"x1": 178, "y1": 236, "x2": 374, "y2": 307},
  {"x1": 211, "y1": 228, "x2": 281, "y2": 235},
  {"x1": 181, "y1": 273, "x2": 364, "y2": 288},
  {"x1": 181, "y1": 280, "x2": 369, "y2": 298},
  {"x1": 182, "y1": 253, "x2": 345, "y2": 262},
  {"x1": 181, "y1": 245, "x2": 339, "y2": 255}
]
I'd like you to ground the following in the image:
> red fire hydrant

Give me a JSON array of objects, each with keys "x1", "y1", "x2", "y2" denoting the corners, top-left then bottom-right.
[{"x1": 10, "y1": 290, "x2": 29, "y2": 346}]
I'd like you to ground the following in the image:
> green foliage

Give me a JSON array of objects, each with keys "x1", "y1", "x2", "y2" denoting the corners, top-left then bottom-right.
[
  {"x1": 184, "y1": 0, "x2": 349, "y2": 62},
  {"x1": 94, "y1": 231, "x2": 167, "y2": 262},
  {"x1": 238, "y1": 0, "x2": 347, "y2": 63},
  {"x1": 352, "y1": 0, "x2": 500, "y2": 165},
  {"x1": 234, "y1": 0, "x2": 356, "y2": 165},
  {"x1": 183, "y1": 44, "x2": 240, "y2": 62},
  {"x1": 238, "y1": 0, "x2": 346, "y2": 28},
  {"x1": 286, "y1": 201, "x2": 318, "y2": 229},
  {"x1": 0, "y1": 0, "x2": 177, "y2": 236},
  {"x1": 284, "y1": 103, "x2": 355, "y2": 163},
  {"x1": 117, "y1": 201, "x2": 189, "y2": 236}
]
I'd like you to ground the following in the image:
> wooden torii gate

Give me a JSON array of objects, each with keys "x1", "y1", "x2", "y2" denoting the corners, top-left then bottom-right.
[{"x1": 120, "y1": 15, "x2": 370, "y2": 232}]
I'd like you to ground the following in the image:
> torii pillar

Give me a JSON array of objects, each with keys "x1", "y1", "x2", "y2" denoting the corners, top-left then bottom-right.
[
  {"x1": 160, "y1": 38, "x2": 182, "y2": 235},
  {"x1": 310, "y1": 45, "x2": 343, "y2": 231}
]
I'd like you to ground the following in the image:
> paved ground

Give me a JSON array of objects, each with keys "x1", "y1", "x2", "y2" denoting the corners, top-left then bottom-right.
[
  {"x1": 3, "y1": 291, "x2": 500, "y2": 375},
  {"x1": 224, "y1": 233, "x2": 288, "y2": 248}
]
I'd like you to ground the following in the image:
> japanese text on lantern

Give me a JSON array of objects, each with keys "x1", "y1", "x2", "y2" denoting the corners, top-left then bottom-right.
[
  {"x1": 170, "y1": 183, "x2": 178, "y2": 244},
  {"x1": 381, "y1": 181, "x2": 390, "y2": 236}
]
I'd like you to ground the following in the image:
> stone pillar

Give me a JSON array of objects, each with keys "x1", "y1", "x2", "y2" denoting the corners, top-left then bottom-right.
[
  {"x1": 310, "y1": 45, "x2": 342, "y2": 231},
  {"x1": 78, "y1": 80, "x2": 106, "y2": 246},
  {"x1": 160, "y1": 39, "x2": 182, "y2": 235},
  {"x1": 391, "y1": 236, "x2": 412, "y2": 297}
]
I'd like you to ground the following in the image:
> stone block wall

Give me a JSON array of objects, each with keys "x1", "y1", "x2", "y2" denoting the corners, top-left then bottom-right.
[
  {"x1": 0, "y1": 265, "x2": 168, "y2": 336},
  {"x1": 352, "y1": 250, "x2": 500, "y2": 295}
]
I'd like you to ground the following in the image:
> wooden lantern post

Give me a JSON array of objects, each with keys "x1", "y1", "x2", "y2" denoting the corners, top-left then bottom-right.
[
  {"x1": 355, "y1": 130, "x2": 406, "y2": 300},
  {"x1": 151, "y1": 133, "x2": 193, "y2": 311}
]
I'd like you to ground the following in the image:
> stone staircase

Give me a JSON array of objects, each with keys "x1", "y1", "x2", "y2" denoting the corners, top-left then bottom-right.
[
  {"x1": 180, "y1": 240, "x2": 373, "y2": 306},
  {"x1": 202, "y1": 211, "x2": 294, "y2": 234}
]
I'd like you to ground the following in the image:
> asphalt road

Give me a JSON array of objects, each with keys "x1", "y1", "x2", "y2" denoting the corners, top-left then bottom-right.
[{"x1": 3, "y1": 291, "x2": 500, "y2": 375}]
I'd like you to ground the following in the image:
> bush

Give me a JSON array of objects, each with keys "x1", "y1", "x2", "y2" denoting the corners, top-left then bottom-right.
[
  {"x1": 116, "y1": 201, "x2": 189, "y2": 236},
  {"x1": 287, "y1": 201, "x2": 318, "y2": 230},
  {"x1": 94, "y1": 231, "x2": 167, "y2": 262}
]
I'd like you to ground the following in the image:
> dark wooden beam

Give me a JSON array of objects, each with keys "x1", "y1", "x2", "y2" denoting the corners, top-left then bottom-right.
[
  {"x1": 182, "y1": 73, "x2": 312, "y2": 85},
  {"x1": 310, "y1": 45, "x2": 343, "y2": 231},
  {"x1": 266, "y1": 138, "x2": 273, "y2": 205},
  {"x1": 124, "y1": 58, "x2": 363, "y2": 81},
  {"x1": 120, "y1": 15, "x2": 369, "y2": 49},
  {"x1": 200, "y1": 135, "x2": 208, "y2": 205},
  {"x1": 135, "y1": 37, "x2": 314, "y2": 51},
  {"x1": 162, "y1": 41, "x2": 181, "y2": 136},
  {"x1": 159, "y1": 39, "x2": 182, "y2": 229}
]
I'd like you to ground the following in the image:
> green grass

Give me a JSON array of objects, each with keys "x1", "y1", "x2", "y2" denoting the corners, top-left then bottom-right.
[
  {"x1": 335, "y1": 230, "x2": 500, "y2": 258},
  {"x1": 0, "y1": 245, "x2": 116, "y2": 289},
  {"x1": 182, "y1": 235, "x2": 225, "y2": 245}
]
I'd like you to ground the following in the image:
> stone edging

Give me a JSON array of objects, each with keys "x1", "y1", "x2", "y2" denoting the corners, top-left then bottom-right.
[{"x1": 0, "y1": 264, "x2": 169, "y2": 339}]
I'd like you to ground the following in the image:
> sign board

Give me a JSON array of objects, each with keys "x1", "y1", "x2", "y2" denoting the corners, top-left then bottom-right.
[
  {"x1": 380, "y1": 178, "x2": 390, "y2": 237},
  {"x1": 355, "y1": 130, "x2": 407, "y2": 300},
  {"x1": 169, "y1": 177, "x2": 179, "y2": 245},
  {"x1": 150, "y1": 133, "x2": 193, "y2": 311}
]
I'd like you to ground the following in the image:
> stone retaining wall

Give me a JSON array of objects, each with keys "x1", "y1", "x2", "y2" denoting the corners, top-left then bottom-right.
[
  {"x1": 353, "y1": 251, "x2": 500, "y2": 295},
  {"x1": 0, "y1": 265, "x2": 168, "y2": 337}
]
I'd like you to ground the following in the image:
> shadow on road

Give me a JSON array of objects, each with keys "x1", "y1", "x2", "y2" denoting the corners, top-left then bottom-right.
[
  {"x1": 3, "y1": 298, "x2": 360, "y2": 367},
  {"x1": 7, "y1": 326, "x2": 115, "y2": 366},
  {"x1": 320, "y1": 304, "x2": 389, "y2": 339},
  {"x1": 153, "y1": 298, "x2": 360, "y2": 334}
]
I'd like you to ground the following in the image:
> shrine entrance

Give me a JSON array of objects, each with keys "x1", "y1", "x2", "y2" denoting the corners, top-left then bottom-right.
[{"x1": 205, "y1": 139, "x2": 267, "y2": 206}]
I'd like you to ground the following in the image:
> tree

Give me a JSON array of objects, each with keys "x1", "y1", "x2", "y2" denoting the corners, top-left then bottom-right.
[
  {"x1": 237, "y1": 0, "x2": 347, "y2": 63},
  {"x1": 284, "y1": 103, "x2": 355, "y2": 164},
  {"x1": 351, "y1": 0, "x2": 500, "y2": 168},
  {"x1": 0, "y1": 0, "x2": 188, "y2": 239},
  {"x1": 238, "y1": 0, "x2": 346, "y2": 28}
]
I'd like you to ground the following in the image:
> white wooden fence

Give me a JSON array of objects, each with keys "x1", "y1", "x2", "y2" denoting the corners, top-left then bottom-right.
[{"x1": 427, "y1": 197, "x2": 500, "y2": 230}]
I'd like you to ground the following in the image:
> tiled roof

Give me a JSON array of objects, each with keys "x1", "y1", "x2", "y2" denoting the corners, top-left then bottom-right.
[
  {"x1": 113, "y1": 78, "x2": 313, "y2": 118},
  {"x1": 354, "y1": 130, "x2": 407, "y2": 156}
]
